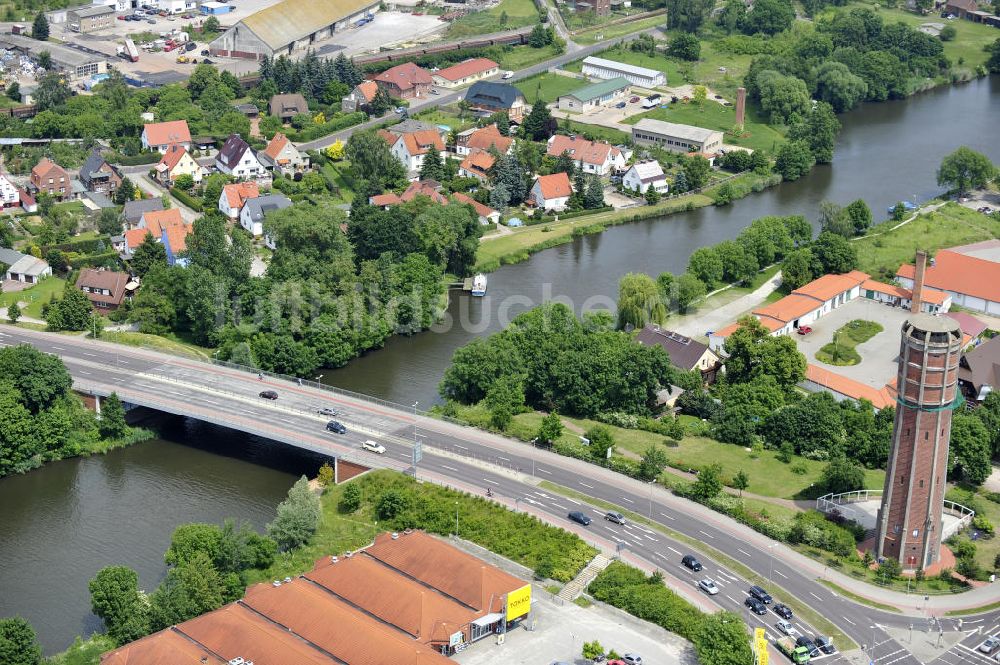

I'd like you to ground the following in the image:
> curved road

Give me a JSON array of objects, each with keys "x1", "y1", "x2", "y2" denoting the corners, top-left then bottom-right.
[{"x1": 1, "y1": 325, "x2": 998, "y2": 664}]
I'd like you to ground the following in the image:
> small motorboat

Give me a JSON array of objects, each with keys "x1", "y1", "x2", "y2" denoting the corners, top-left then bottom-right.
[{"x1": 471, "y1": 273, "x2": 487, "y2": 296}]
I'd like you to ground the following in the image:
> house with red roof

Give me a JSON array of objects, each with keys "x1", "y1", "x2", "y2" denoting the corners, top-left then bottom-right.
[
  {"x1": 342, "y1": 80, "x2": 380, "y2": 112},
  {"x1": 259, "y1": 132, "x2": 309, "y2": 176},
  {"x1": 153, "y1": 145, "x2": 204, "y2": 187},
  {"x1": 458, "y1": 152, "x2": 495, "y2": 182},
  {"x1": 389, "y1": 130, "x2": 446, "y2": 172},
  {"x1": 400, "y1": 180, "x2": 448, "y2": 205},
  {"x1": 141, "y1": 120, "x2": 192, "y2": 153},
  {"x1": 431, "y1": 58, "x2": 499, "y2": 88},
  {"x1": 123, "y1": 210, "x2": 193, "y2": 266},
  {"x1": 455, "y1": 124, "x2": 513, "y2": 157},
  {"x1": 374, "y1": 62, "x2": 433, "y2": 99},
  {"x1": 897, "y1": 246, "x2": 1000, "y2": 316},
  {"x1": 218, "y1": 182, "x2": 261, "y2": 220},
  {"x1": 29, "y1": 158, "x2": 71, "y2": 199},
  {"x1": 369, "y1": 192, "x2": 403, "y2": 209},
  {"x1": 529, "y1": 172, "x2": 572, "y2": 211},
  {"x1": 452, "y1": 192, "x2": 500, "y2": 225},
  {"x1": 546, "y1": 135, "x2": 626, "y2": 176}
]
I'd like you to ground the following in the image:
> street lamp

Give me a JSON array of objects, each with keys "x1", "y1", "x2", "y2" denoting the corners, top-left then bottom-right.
[
  {"x1": 870, "y1": 625, "x2": 877, "y2": 663},
  {"x1": 767, "y1": 543, "x2": 776, "y2": 588},
  {"x1": 454, "y1": 501, "x2": 459, "y2": 537},
  {"x1": 648, "y1": 480, "x2": 655, "y2": 519},
  {"x1": 412, "y1": 401, "x2": 419, "y2": 472}
]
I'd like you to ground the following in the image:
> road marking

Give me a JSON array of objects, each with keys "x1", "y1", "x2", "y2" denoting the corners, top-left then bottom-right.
[
  {"x1": 659, "y1": 512, "x2": 674, "y2": 521},
  {"x1": 667, "y1": 546, "x2": 682, "y2": 556},
  {"x1": 738, "y1": 548, "x2": 751, "y2": 557},
  {"x1": 643, "y1": 534, "x2": 657, "y2": 541},
  {"x1": 551, "y1": 503, "x2": 567, "y2": 511},
  {"x1": 809, "y1": 592, "x2": 823, "y2": 601},
  {"x1": 774, "y1": 569, "x2": 788, "y2": 579},
  {"x1": 83, "y1": 352, "x2": 97, "y2": 357},
  {"x1": 454, "y1": 444, "x2": 467, "y2": 450},
  {"x1": 483, "y1": 478, "x2": 498, "y2": 485},
  {"x1": 841, "y1": 616, "x2": 856, "y2": 626},
  {"x1": 698, "y1": 530, "x2": 715, "y2": 539},
  {"x1": 441, "y1": 465, "x2": 459, "y2": 472},
  {"x1": 564, "y1": 497, "x2": 580, "y2": 505},
  {"x1": 653, "y1": 552, "x2": 668, "y2": 561},
  {"x1": 579, "y1": 481, "x2": 594, "y2": 488},
  {"x1": 537, "y1": 468, "x2": 552, "y2": 475},
  {"x1": 79, "y1": 370, "x2": 91, "y2": 375},
  {"x1": 497, "y1": 456, "x2": 509, "y2": 462},
  {"x1": 725, "y1": 594, "x2": 737, "y2": 603},
  {"x1": 621, "y1": 496, "x2": 634, "y2": 503},
  {"x1": 51, "y1": 346, "x2": 65, "y2": 350},
  {"x1": 611, "y1": 535, "x2": 624, "y2": 543}
]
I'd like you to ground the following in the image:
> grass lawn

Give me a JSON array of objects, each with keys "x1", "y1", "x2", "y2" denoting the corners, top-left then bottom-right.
[
  {"x1": 622, "y1": 97, "x2": 786, "y2": 155},
  {"x1": 0, "y1": 276, "x2": 66, "y2": 319},
  {"x1": 515, "y1": 72, "x2": 587, "y2": 103},
  {"x1": 815, "y1": 319, "x2": 883, "y2": 366},
  {"x1": 498, "y1": 42, "x2": 564, "y2": 71},
  {"x1": 557, "y1": 117, "x2": 631, "y2": 144},
  {"x1": 320, "y1": 163, "x2": 355, "y2": 204},
  {"x1": 413, "y1": 107, "x2": 473, "y2": 132},
  {"x1": 853, "y1": 202, "x2": 1000, "y2": 280},
  {"x1": 445, "y1": 0, "x2": 540, "y2": 38},
  {"x1": 572, "y1": 15, "x2": 665, "y2": 44},
  {"x1": 100, "y1": 330, "x2": 213, "y2": 359}
]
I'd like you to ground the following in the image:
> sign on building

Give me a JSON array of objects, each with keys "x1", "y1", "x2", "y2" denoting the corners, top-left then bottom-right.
[
  {"x1": 449, "y1": 631, "x2": 464, "y2": 647},
  {"x1": 505, "y1": 584, "x2": 532, "y2": 622},
  {"x1": 753, "y1": 627, "x2": 769, "y2": 665}
]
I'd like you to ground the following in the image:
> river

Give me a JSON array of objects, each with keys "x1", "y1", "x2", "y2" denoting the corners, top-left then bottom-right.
[{"x1": 0, "y1": 76, "x2": 997, "y2": 654}]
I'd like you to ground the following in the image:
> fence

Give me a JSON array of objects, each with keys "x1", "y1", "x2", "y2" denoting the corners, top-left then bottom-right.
[{"x1": 817, "y1": 489, "x2": 975, "y2": 541}]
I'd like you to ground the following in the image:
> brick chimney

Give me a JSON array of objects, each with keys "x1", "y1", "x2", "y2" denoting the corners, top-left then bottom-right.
[
  {"x1": 735, "y1": 87, "x2": 747, "y2": 128},
  {"x1": 911, "y1": 250, "x2": 927, "y2": 314}
]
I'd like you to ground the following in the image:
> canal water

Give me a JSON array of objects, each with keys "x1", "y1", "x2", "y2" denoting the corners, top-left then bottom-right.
[{"x1": 0, "y1": 76, "x2": 997, "y2": 654}]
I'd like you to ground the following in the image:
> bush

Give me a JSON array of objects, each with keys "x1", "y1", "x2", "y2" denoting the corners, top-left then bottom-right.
[
  {"x1": 170, "y1": 187, "x2": 204, "y2": 212},
  {"x1": 788, "y1": 510, "x2": 859, "y2": 557},
  {"x1": 339, "y1": 482, "x2": 361, "y2": 512},
  {"x1": 588, "y1": 562, "x2": 704, "y2": 640},
  {"x1": 111, "y1": 152, "x2": 162, "y2": 166}
]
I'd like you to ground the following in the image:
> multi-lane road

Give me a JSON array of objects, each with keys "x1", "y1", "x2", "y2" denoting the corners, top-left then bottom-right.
[{"x1": 2, "y1": 325, "x2": 999, "y2": 664}]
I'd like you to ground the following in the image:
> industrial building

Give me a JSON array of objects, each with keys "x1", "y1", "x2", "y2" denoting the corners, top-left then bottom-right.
[
  {"x1": 630, "y1": 119, "x2": 724, "y2": 155},
  {"x1": 67, "y1": 5, "x2": 115, "y2": 33},
  {"x1": 209, "y1": 0, "x2": 379, "y2": 60},
  {"x1": 581, "y1": 56, "x2": 665, "y2": 88},
  {"x1": 557, "y1": 76, "x2": 630, "y2": 111},
  {"x1": 0, "y1": 33, "x2": 107, "y2": 80}
]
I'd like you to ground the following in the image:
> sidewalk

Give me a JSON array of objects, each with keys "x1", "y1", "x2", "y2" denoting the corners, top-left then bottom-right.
[{"x1": 669, "y1": 270, "x2": 783, "y2": 338}]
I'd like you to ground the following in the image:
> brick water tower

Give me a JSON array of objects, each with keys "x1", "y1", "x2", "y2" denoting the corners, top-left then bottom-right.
[{"x1": 875, "y1": 309, "x2": 963, "y2": 570}]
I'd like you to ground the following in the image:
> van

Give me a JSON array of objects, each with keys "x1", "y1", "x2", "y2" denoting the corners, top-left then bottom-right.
[
  {"x1": 362, "y1": 439, "x2": 385, "y2": 454},
  {"x1": 502, "y1": 70, "x2": 514, "y2": 79}
]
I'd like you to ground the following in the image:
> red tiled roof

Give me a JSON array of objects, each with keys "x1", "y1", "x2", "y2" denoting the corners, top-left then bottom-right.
[
  {"x1": 370, "y1": 192, "x2": 403, "y2": 207},
  {"x1": 263, "y1": 132, "x2": 290, "y2": 161},
  {"x1": 100, "y1": 627, "x2": 226, "y2": 665},
  {"x1": 434, "y1": 58, "x2": 498, "y2": 82},
  {"x1": 533, "y1": 172, "x2": 572, "y2": 200},
  {"x1": 375, "y1": 62, "x2": 433, "y2": 91},
  {"x1": 897, "y1": 250, "x2": 1000, "y2": 305},
  {"x1": 377, "y1": 129, "x2": 397, "y2": 145},
  {"x1": 401, "y1": 130, "x2": 445, "y2": 157},
  {"x1": 861, "y1": 278, "x2": 949, "y2": 306},
  {"x1": 460, "y1": 151, "x2": 495, "y2": 177},
  {"x1": 77, "y1": 268, "x2": 130, "y2": 306},
  {"x1": 401, "y1": 180, "x2": 448, "y2": 205},
  {"x1": 792, "y1": 270, "x2": 869, "y2": 302},
  {"x1": 221, "y1": 182, "x2": 260, "y2": 210},
  {"x1": 546, "y1": 135, "x2": 619, "y2": 167},
  {"x1": 157, "y1": 144, "x2": 190, "y2": 171},
  {"x1": 354, "y1": 80, "x2": 379, "y2": 103},
  {"x1": 752, "y1": 294, "x2": 822, "y2": 325},
  {"x1": 945, "y1": 311, "x2": 988, "y2": 338},
  {"x1": 452, "y1": 192, "x2": 497, "y2": 219},
  {"x1": 31, "y1": 157, "x2": 67, "y2": 181},
  {"x1": 143, "y1": 120, "x2": 191, "y2": 146},
  {"x1": 805, "y1": 363, "x2": 895, "y2": 410},
  {"x1": 140, "y1": 208, "x2": 184, "y2": 232},
  {"x1": 465, "y1": 124, "x2": 513, "y2": 154}
]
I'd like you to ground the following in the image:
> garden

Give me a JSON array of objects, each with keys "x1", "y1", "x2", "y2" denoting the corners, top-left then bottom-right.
[{"x1": 815, "y1": 319, "x2": 883, "y2": 366}]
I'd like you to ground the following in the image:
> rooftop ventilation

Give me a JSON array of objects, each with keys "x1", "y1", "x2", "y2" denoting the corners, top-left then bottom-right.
[{"x1": 391, "y1": 532, "x2": 399, "y2": 539}]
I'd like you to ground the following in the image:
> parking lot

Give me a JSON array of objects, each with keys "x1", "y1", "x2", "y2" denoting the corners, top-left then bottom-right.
[
  {"x1": 792, "y1": 297, "x2": 911, "y2": 389},
  {"x1": 452, "y1": 587, "x2": 694, "y2": 665}
]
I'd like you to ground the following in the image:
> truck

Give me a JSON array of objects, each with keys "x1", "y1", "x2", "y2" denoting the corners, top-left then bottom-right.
[
  {"x1": 641, "y1": 94, "x2": 662, "y2": 109},
  {"x1": 776, "y1": 637, "x2": 810, "y2": 664},
  {"x1": 116, "y1": 38, "x2": 139, "y2": 62}
]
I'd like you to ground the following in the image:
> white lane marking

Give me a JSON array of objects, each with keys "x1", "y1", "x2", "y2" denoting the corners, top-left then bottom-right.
[
  {"x1": 738, "y1": 548, "x2": 751, "y2": 557},
  {"x1": 621, "y1": 496, "x2": 634, "y2": 503},
  {"x1": 79, "y1": 370, "x2": 91, "y2": 375},
  {"x1": 483, "y1": 478, "x2": 498, "y2": 485},
  {"x1": 579, "y1": 481, "x2": 594, "y2": 488},
  {"x1": 841, "y1": 616, "x2": 856, "y2": 626},
  {"x1": 497, "y1": 456, "x2": 509, "y2": 462},
  {"x1": 441, "y1": 465, "x2": 459, "y2": 472},
  {"x1": 659, "y1": 512, "x2": 674, "y2": 521},
  {"x1": 51, "y1": 346, "x2": 65, "y2": 350},
  {"x1": 809, "y1": 592, "x2": 822, "y2": 601},
  {"x1": 774, "y1": 570, "x2": 788, "y2": 579},
  {"x1": 725, "y1": 594, "x2": 737, "y2": 604},
  {"x1": 653, "y1": 552, "x2": 668, "y2": 561},
  {"x1": 611, "y1": 535, "x2": 624, "y2": 543},
  {"x1": 699, "y1": 530, "x2": 715, "y2": 539},
  {"x1": 564, "y1": 497, "x2": 580, "y2": 505},
  {"x1": 83, "y1": 353, "x2": 97, "y2": 357},
  {"x1": 454, "y1": 444, "x2": 467, "y2": 450},
  {"x1": 667, "y1": 546, "x2": 682, "y2": 556},
  {"x1": 643, "y1": 534, "x2": 657, "y2": 542},
  {"x1": 551, "y1": 503, "x2": 567, "y2": 511},
  {"x1": 537, "y1": 468, "x2": 552, "y2": 475}
]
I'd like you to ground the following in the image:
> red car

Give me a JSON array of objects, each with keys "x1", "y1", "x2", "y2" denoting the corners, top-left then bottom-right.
[{"x1": 796, "y1": 326, "x2": 813, "y2": 335}]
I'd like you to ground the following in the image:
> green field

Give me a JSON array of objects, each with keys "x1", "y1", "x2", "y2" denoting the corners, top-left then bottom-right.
[
  {"x1": 572, "y1": 14, "x2": 666, "y2": 44},
  {"x1": 445, "y1": 0, "x2": 541, "y2": 38},
  {"x1": 515, "y1": 72, "x2": 587, "y2": 103},
  {"x1": 0, "y1": 276, "x2": 65, "y2": 319},
  {"x1": 854, "y1": 203, "x2": 1000, "y2": 280},
  {"x1": 498, "y1": 42, "x2": 564, "y2": 71}
]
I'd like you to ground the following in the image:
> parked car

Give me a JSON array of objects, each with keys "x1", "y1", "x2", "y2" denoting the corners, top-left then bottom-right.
[
  {"x1": 147, "y1": 18, "x2": 156, "y2": 23},
  {"x1": 615, "y1": 101, "x2": 626, "y2": 108},
  {"x1": 981, "y1": 636, "x2": 1000, "y2": 654},
  {"x1": 502, "y1": 70, "x2": 514, "y2": 79},
  {"x1": 201, "y1": 48, "x2": 210, "y2": 55},
  {"x1": 745, "y1": 597, "x2": 767, "y2": 615},
  {"x1": 682, "y1": 554, "x2": 702, "y2": 571},
  {"x1": 748, "y1": 585, "x2": 773, "y2": 604},
  {"x1": 814, "y1": 636, "x2": 835, "y2": 654},
  {"x1": 362, "y1": 439, "x2": 385, "y2": 454},
  {"x1": 185, "y1": 41, "x2": 197, "y2": 51},
  {"x1": 568, "y1": 511, "x2": 592, "y2": 526},
  {"x1": 796, "y1": 325, "x2": 813, "y2": 335},
  {"x1": 317, "y1": 407, "x2": 339, "y2": 416},
  {"x1": 796, "y1": 636, "x2": 817, "y2": 654},
  {"x1": 622, "y1": 655, "x2": 642, "y2": 665},
  {"x1": 604, "y1": 511, "x2": 626, "y2": 525},
  {"x1": 258, "y1": 390, "x2": 278, "y2": 400},
  {"x1": 202, "y1": 58, "x2": 214, "y2": 64},
  {"x1": 629, "y1": 96, "x2": 640, "y2": 103},
  {"x1": 773, "y1": 603, "x2": 793, "y2": 619},
  {"x1": 117, "y1": 15, "x2": 127, "y2": 20},
  {"x1": 776, "y1": 620, "x2": 798, "y2": 636},
  {"x1": 325, "y1": 420, "x2": 347, "y2": 434},
  {"x1": 698, "y1": 579, "x2": 719, "y2": 595}
]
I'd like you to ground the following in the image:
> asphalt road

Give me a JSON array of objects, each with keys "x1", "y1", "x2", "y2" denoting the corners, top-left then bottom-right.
[{"x1": 2, "y1": 325, "x2": 998, "y2": 664}]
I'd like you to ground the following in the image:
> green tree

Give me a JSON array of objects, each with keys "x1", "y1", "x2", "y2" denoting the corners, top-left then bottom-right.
[
  {"x1": 0, "y1": 617, "x2": 41, "y2": 665},
  {"x1": 695, "y1": 611, "x2": 753, "y2": 665},
  {"x1": 340, "y1": 482, "x2": 362, "y2": 512},
  {"x1": 89, "y1": 566, "x2": 151, "y2": 646},
  {"x1": 988, "y1": 38, "x2": 1000, "y2": 74},
  {"x1": 267, "y1": 476, "x2": 320, "y2": 551},
  {"x1": 876, "y1": 557, "x2": 901, "y2": 584},
  {"x1": 845, "y1": 199, "x2": 873, "y2": 235},
  {"x1": 789, "y1": 102, "x2": 840, "y2": 164},
  {"x1": 687, "y1": 246, "x2": 724, "y2": 287},
  {"x1": 781, "y1": 248, "x2": 814, "y2": 290},
  {"x1": 773, "y1": 140, "x2": 815, "y2": 181},
  {"x1": 33, "y1": 72, "x2": 70, "y2": 111},
  {"x1": 682, "y1": 154, "x2": 711, "y2": 190},
  {"x1": 732, "y1": 469, "x2": 750, "y2": 496},
  {"x1": 419, "y1": 146, "x2": 444, "y2": 181},
  {"x1": 723, "y1": 316, "x2": 806, "y2": 390},
  {"x1": 936, "y1": 147, "x2": 996, "y2": 196},
  {"x1": 0, "y1": 344, "x2": 72, "y2": 413},
  {"x1": 666, "y1": 0, "x2": 714, "y2": 31},
  {"x1": 264, "y1": 204, "x2": 354, "y2": 287},
  {"x1": 99, "y1": 392, "x2": 129, "y2": 439},
  {"x1": 584, "y1": 174, "x2": 605, "y2": 209},
  {"x1": 6, "y1": 301, "x2": 21, "y2": 324},
  {"x1": 756, "y1": 71, "x2": 810, "y2": 125},
  {"x1": 738, "y1": 0, "x2": 794, "y2": 35},
  {"x1": 582, "y1": 640, "x2": 605, "y2": 660},
  {"x1": 522, "y1": 98, "x2": 553, "y2": 141},
  {"x1": 814, "y1": 61, "x2": 868, "y2": 112},
  {"x1": 820, "y1": 456, "x2": 865, "y2": 493},
  {"x1": 130, "y1": 232, "x2": 167, "y2": 277},
  {"x1": 484, "y1": 374, "x2": 525, "y2": 431},
  {"x1": 114, "y1": 177, "x2": 136, "y2": 205},
  {"x1": 812, "y1": 230, "x2": 858, "y2": 274},
  {"x1": 31, "y1": 12, "x2": 48, "y2": 40},
  {"x1": 164, "y1": 523, "x2": 222, "y2": 567},
  {"x1": 97, "y1": 207, "x2": 122, "y2": 236},
  {"x1": 638, "y1": 444, "x2": 669, "y2": 481},
  {"x1": 690, "y1": 463, "x2": 723, "y2": 500},
  {"x1": 529, "y1": 23, "x2": 549, "y2": 48},
  {"x1": 617, "y1": 272, "x2": 666, "y2": 329},
  {"x1": 950, "y1": 413, "x2": 992, "y2": 487},
  {"x1": 376, "y1": 488, "x2": 409, "y2": 520},
  {"x1": 537, "y1": 411, "x2": 564, "y2": 446},
  {"x1": 668, "y1": 33, "x2": 701, "y2": 61},
  {"x1": 203, "y1": 15, "x2": 220, "y2": 33},
  {"x1": 675, "y1": 272, "x2": 707, "y2": 311},
  {"x1": 149, "y1": 552, "x2": 225, "y2": 630},
  {"x1": 46, "y1": 287, "x2": 94, "y2": 332},
  {"x1": 346, "y1": 130, "x2": 406, "y2": 193},
  {"x1": 585, "y1": 425, "x2": 615, "y2": 462}
]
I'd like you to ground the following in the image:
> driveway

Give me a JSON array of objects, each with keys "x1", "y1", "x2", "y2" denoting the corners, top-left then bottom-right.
[
  {"x1": 670, "y1": 271, "x2": 783, "y2": 338},
  {"x1": 132, "y1": 174, "x2": 199, "y2": 223}
]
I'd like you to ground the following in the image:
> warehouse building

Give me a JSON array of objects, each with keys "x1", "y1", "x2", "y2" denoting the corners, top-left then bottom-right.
[
  {"x1": 631, "y1": 118, "x2": 724, "y2": 154},
  {"x1": 581, "y1": 56, "x2": 665, "y2": 88},
  {"x1": 557, "y1": 76, "x2": 630, "y2": 111},
  {"x1": 209, "y1": 0, "x2": 379, "y2": 60},
  {"x1": 67, "y1": 5, "x2": 115, "y2": 33},
  {"x1": 0, "y1": 33, "x2": 107, "y2": 80}
]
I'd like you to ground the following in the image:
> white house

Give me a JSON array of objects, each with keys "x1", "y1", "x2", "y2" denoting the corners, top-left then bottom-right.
[
  {"x1": 92, "y1": 0, "x2": 132, "y2": 14},
  {"x1": 240, "y1": 194, "x2": 292, "y2": 237},
  {"x1": 546, "y1": 135, "x2": 625, "y2": 176},
  {"x1": 390, "y1": 130, "x2": 446, "y2": 173},
  {"x1": 1, "y1": 248, "x2": 51, "y2": 284},
  {"x1": 140, "y1": 120, "x2": 192, "y2": 153},
  {"x1": 157, "y1": 0, "x2": 193, "y2": 14},
  {"x1": 622, "y1": 161, "x2": 668, "y2": 195},
  {"x1": 0, "y1": 172, "x2": 21, "y2": 206},
  {"x1": 897, "y1": 246, "x2": 1000, "y2": 316},
  {"x1": 218, "y1": 182, "x2": 260, "y2": 220},
  {"x1": 529, "y1": 172, "x2": 572, "y2": 211},
  {"x1": 215, "y1": 134, "x2": 267, "y2": 181}
]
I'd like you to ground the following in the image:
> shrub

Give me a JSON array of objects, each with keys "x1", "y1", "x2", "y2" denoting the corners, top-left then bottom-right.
[{"x1": 170, "y1": 187, "x2": 204, "y2": 212}]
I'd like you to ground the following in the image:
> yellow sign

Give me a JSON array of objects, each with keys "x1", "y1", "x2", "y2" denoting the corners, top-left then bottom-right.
[
  {"x1": 753, "y1": 628, "x2": 769, "y2": 665},
  {"x1": 506, "y1": 584, "x2": 532, "y2": 621}
]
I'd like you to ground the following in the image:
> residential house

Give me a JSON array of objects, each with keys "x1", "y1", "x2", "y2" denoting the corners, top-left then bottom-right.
[
  {"x1": 458, "y1": 152, "x2": 495, "y2": 182},
  {"x1": 897, "y1": 244, "x2": 1000, "y2": 316},
  {"x1": 1, "y1": 248, "x2": 51, "y2": 284},
  {"x1": 374, "y1": 62, "x2": 433, "y2": 100},
  {"x1": 546, "y1": 135, "x2": 625, "y2": 176},
  {"x1": 634, "y1": 324, "x2": 721, "y2": 384},
  {"x1": 389, "y1": 130, "x2": 446, "y2": 173},
  {"x1": 67, "y1": 4, "x2": 115, "y2": 33},
  {"x1": 29, "y1": 159, "x2": 71, "y2": 200},
  {"x1": 342, "y1": 80, "x2": 379, "y2": 113},
  {"x1": 464, "y1": 81, "x2": 527, "y2": 121},
  {"x1": 234, "y1": 103, "x2": 259, "y2": 118},
  {"x1": 141, "y1": 120, "x2": 192, "y2": 153},
  {"x1": 860, "y1": 279, "x2": 951, "y2": 314},
  {"x1": 431, "y1": 58, "x2": 499, "y2": 88},
  {"x1": 944, "y1": 0, "x2": 978, "y2": 18},
  {"x1": 455, "y1": 124, "x2": 513, "y2": 157},
  {"x1": 452, "y1": 192, "x2": 500, "y2": 225},
  {"x1": 18, "y1": 188, "x2": 36, "y2": 213},
  {"x1": 0, "y1": 172, "x2": 20, "y2": 207},
  {"x1": 529, "y1": 172, "x2": 572, "y2": 211},
  {"x1": 218, "y1": 182, "x2": 260, "y2": 220},
  {"x1": 556, "y1": 77, "x2": 630, "y2": 111},
  {"x1": 368, "y1": 192, "x2": 402, "y2": 209},
  {"x1": 153, "y1": 145, "x2": 203, "y2": 187},
  {"x1": 76, "y1": 267, "x2": 136, "y2": 311},
  {"x1": 79, "y1": 149, "x2": 122, "y2": 194},
  {"x1": 622, "y1": 161, "x2": 668, "y2": 195},
  {"x1": 945, "y1": 311, "x2": 988, "y2": 349},
  {"x1": 259, "y1": 132, "x2": 310, "y2": 176},
  {"x1": 268, "y1": 93, "x2": 309, "y2": 122},
  {"x1": 122, "y1": 198, "x2": 164, "y2": 229},
  {"x1": 240, "y1": 193, "x2": 292, "y2": 238},
  {"x1": 123, "y1": 210, "x2": 192, "y2": 266},
  {"x1": 400, "y1": 180, "x2": 448, "y2": 205},
  {"x1": 958, "y1": 335, "x2": 1000, "y2": 402},
  {"x1": 215, "y1": 134, "x2": 267, "y2": 181}
]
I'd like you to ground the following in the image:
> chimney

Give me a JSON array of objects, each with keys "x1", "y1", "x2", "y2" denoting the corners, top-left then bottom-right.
[
  {"x1": 735, "y1": 87, "x2": 747, "y2": 128},
  {"x1": 911, "y1": 250, "x2": 927, "y2": 314}
]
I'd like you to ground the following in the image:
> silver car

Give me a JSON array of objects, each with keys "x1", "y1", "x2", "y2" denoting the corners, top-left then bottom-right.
[
  {"x1": 776, "y1": 620, "x2": 799, "y2": 637},
  {"x1": 698, "y1": 579, "x2": 719, "y2": 595}
]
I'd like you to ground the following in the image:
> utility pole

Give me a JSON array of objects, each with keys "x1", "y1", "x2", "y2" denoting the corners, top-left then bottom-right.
[{"x1": 411, "y1": 401, "x2": 421, "y2": 473}]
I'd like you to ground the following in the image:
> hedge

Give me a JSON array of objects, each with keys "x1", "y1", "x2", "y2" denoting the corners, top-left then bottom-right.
[
  {"x1": 68, "y1": 251, "x2": 121, "y2": 269},
  {"x1": 589, "y1": 563, "x2": 705, "y2": 639},
  {"x1": 42, "y1": 236, "x2": 112, "y2": 255},
  {"x1": 360, "y1": 45, "x2": 510, "y2": 75},
  {"x1": 170, "y1": 188, "x2": 203, "y2": 212},
  {"x1": 111, "y1": 152, "x2": 162, "y2": 167},
  {"x1": 285, "y1": 112, "x2": 366, "y2": 143}
]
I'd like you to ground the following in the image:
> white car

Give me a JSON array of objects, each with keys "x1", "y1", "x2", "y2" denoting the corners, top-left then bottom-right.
[
  {"x1": 776, "y1": 620, "x2": 799, "y2": 637},
  {"x1": 697, "y1": 579, "x2": 719, "y2": 595},
  {"x1": 502, "y1": 70, "x2": 513, "y2": 79},
  {"x1": 362, "y1": 440, "x2": 386, "y2": 454}
]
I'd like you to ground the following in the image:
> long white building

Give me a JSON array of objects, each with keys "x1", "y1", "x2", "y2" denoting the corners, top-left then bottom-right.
[{"x1": 581, "y1": 56, "x2": 665, "y2": 88}]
